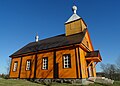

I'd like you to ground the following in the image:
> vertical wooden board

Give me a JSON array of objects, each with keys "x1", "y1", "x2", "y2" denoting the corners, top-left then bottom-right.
[
  {"x1": 9, "y1": 57, "x2": 21, "y2": 78},
  {"x1": 65, "y1": 23, "x2": 72, "y2": 36},
  {"x1": 71, "y1": 22, "x2": 75, "y2": 29},
  {"x1": 65, "y1": 19, "x2": 84, "y2": 36},
  {"x1": 80, "y1": 48, "x2": 88, "y2": 78},
  {"x1": 80, "y1": 19, "x2": 87, "y2": 31},
  {"x1": 86, "y1": 31, "x2": 94, "y2": 51},
  {"x1": 88, "y1": 66, "x2": 93, "y2": 77},
  {"x1": 70, "y1": 20, "x2": 81, "y2": 35},
  {"x1": 20, "y1": 55, "x2": 35, "y2": 78},
  {"x1": 82, "y1": 36, "x2": 87, "y2": 47},
  {"x1": 92, "y1": 62, "x2": 96, "y2": 77},
  {"x1": 75, "y1": 20, "x2": 81, "y2": 31},
  {"x1": 36, "y1": 52, "x2": 53, "y2": 78},
  {"x1": 76, "y1": 47, "x2": 80, "y2": 78},
  {"x1": 82, "y1": 30, "x2": 94, "y2": 51},
  {"x1": 56, "y1": 48, "x2": 77, "y2": 78},
  {"x1": 65, "y1": 23, "x2": 70, "y2": 36},
  {"x1": 75, "y1": 20, "x2": 79, "y2": 29},
  {"x1": 74, "y1": 21, "x2": 81, "y2": 33}
]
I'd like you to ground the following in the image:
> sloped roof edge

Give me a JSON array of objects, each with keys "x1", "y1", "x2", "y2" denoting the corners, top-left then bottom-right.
[
  {"x1": 10, "y1": 29, "x2": 87, "y2": 57},
  {"x1": 65, "y1": 14, "x2": 81, "y2": 24}
]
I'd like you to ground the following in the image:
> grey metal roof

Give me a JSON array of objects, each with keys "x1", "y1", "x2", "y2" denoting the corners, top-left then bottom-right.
[
  {"x1": 10, "y1": 30, "x2": 86, "y2": 57},
  {"x1": 65, "y1": 14, "x2": 81, "y2": 24}
]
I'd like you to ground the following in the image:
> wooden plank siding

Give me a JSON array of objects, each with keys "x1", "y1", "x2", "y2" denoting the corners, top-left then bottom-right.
[
  {"x1": 82, "y1": 30, "x2": 94, "y2": 51},
  {"x1": 56, "y1": 47, "x2": 77, "y2": 78},
  {"x1": 9, "y1": 57, "x2": 21, "y2": 78},
  {"x1": 36, "y1": 52, "x2": 54, "y2": 78},
  {"x1": 9, "y1": 41, "x2": 97, "y2": 79},
  {"x1": 65, "y1": 19, "x2": 87, "y2": 36},
  {"x1": 20, "y1": 55, "x2": 35, "y2": 78},
  {"x1": 10, "y1": 46, "x2": 89, "y2": 79},
  {"x1": 92, "y1": 62, "x2": 96, "y2": 77},
  {"x1": 80, "y1": 48, "x2": 88, "y2": 78}
]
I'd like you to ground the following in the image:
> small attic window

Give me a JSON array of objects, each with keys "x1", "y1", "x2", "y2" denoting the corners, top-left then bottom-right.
[{"x1": 87, "y1": 41, "x2": 89, "y2": 48}]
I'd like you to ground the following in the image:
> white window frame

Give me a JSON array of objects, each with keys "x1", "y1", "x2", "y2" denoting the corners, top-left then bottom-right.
[
  {"x1": 42, "y1": 57, "x2": 48, "y2": 70},
  {"x1": 63, "y1": 54, "x2": 71, "y2": 68},
  {"x1": 26, "y1": 60, "x2": 31, "y2": 70},
  {"x1": 13, "y1": 61, "x2": 18, "y2": 72}
]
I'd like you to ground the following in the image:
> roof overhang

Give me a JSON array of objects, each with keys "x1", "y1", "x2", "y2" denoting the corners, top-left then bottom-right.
[
  {"x1": 85, "y1": 50, "x2": 102, "y2": 62},
  {"x1": 10, "y1": 44, "x2": 80, "y2": 58}
]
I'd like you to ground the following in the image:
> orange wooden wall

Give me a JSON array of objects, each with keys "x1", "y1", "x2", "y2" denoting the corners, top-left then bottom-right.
[
  {"x1": 36, "y1": 52, "x2": 53, "y2": 78},
  {"x1": 20, "y1": 55, "x2": 35, "y2": 78},
  {"x1": 80, "y1": 48, "x2": 88, "y2": 78},
  {"x1": 65, "y1": 19, "x2": 87, "y2": 36},
  {"x1": 9, "y1": 46, "x2": 95, "y2": 79},
  {"x1": 9, "y1": 57, "x2": 21, "y2": 78},
  {"x1": 56, "y1": 48, "x2": 77, "y2": 78}
]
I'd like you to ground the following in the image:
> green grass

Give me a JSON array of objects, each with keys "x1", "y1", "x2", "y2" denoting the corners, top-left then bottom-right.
[
  {"x1": 83, "y1": 81, "x2": 120, "y2": 86},
  {"x1": 0, "y1": 78, "x2": 120, "y2": 86},
  {"x1": 0, "y1": 78, "x2": 72, "y2": 86},
  {"x1": 0, "y1": 78, "x2": 43, "y2": 86}
]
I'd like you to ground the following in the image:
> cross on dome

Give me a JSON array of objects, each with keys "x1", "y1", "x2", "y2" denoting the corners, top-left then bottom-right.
[{"x1": 35, "y1": 33, "x2": 39, "y2": 42}]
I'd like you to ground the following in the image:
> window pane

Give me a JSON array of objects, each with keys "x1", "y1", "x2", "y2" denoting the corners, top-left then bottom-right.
[
  {"x1": 26, "y1": 60, "x2": 31, "y2": 70},
  {"x1": 63, "y1": 54, "x2": 71, "y2": 68},
  {"x1": 65, "y1": 65, "x2": 67, "y2": 68},
  {"x1": 13, "y1": 62, "x2": 18, "y2": 71},
  {"x1": 65, "y1": 62, "x2": 68, "y2": 65},
  {"x1": 42, "y1": 57, "x2": 48, "y2": 70}
]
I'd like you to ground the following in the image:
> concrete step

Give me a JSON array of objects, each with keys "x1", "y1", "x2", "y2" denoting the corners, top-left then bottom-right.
[
  {"x1": 81, "y1": 80, "x2": 94, "y2": 85},
  {"x1": 96, "y1": 77, "x2": 114, "y2": 85},
  {"x1": 88, "y1": 77, "x2": 96, "y2": 82},
  {"x1": 96, "y1": 77, "x2": 105, "y2": 79},
  {"x1": 88, "y1": 77, "x2": 114, "y2": 85}
]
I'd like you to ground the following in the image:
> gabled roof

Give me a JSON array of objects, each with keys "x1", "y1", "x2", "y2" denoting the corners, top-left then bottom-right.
[
  {"x1": 65, "y1": 14, "x2": 81, "y2": 24},
  {"x1": 10, "y1": 29, "x2": 87, "y2": 57}
]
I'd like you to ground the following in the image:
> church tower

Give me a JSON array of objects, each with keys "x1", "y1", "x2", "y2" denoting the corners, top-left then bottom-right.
[{"x1": 65, "y1": 6, "x2": 87, "y2": 36}]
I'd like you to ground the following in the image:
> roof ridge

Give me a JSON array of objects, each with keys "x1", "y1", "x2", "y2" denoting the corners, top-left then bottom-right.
[
  {"x1": 10, "y1": 32, "x2": 86, "y2": 57},
  {"x1": 29, "y1": 34, "x2": 65, "y2": 44}
]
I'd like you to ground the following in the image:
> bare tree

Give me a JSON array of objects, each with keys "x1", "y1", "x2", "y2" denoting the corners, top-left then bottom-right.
[
  {"x1": 100, "y1": 63, "x2": 117, "y2": 80},
  {"x1": 116, "y1": 56, "x2": 120, "y2": 71},
  {"x1": 99, "y1": 56, "x2": 120, "y2": 80},
  {"x1": 6, "y1": 58, "x2": 11, "y2": 75}
]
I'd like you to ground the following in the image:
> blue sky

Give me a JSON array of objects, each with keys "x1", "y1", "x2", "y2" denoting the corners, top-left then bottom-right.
[{"x1": 0, "y1": 0, "x2": 120, "y2": 74}]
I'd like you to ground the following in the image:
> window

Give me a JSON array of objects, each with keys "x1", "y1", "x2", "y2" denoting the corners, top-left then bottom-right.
[
  {"x1": 26, "y1": 60, "x2": 31, "y2": 70},
  {"x1": 87, "y1": 41, "x2": 89, "y2": 48},
  {"x1": 13, "y1": 61, "x2": 18, "y2": 72},
  {"x1": 63, "y1": 54, "x2": 71, "y2": 68},
  {"x1": 42, "y1": 57, "x2": 48, "y2": 70}
]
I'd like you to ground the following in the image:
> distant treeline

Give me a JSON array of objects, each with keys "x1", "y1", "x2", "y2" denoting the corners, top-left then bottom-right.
[{"x1": 0, "y1": 74, "x2": 9, "y2": 79}]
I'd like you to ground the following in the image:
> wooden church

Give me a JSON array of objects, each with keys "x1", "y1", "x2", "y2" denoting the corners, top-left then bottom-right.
[{"x1": 9, "y1": 5, "x2": 102, "y2": 81}]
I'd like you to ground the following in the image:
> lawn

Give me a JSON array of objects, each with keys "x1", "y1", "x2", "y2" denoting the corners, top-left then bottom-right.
[
  {"x1": 0, "y1": 78, "x2": 120, "y2": 86},
  {"x1": 0, "y1": 78, "x2": 43, "y2": 86},
  {"x1": 0, "y1": 78, "x2": 72, "y2": 86}
]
